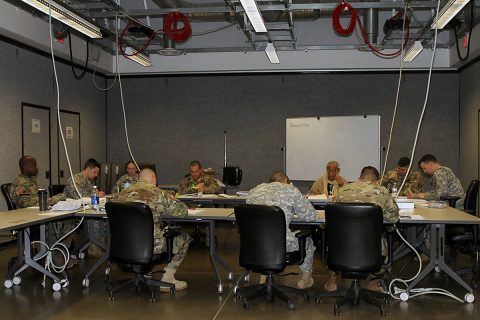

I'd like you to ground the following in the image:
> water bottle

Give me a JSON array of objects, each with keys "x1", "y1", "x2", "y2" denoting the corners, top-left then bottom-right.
[
  {"x1": 91, "y1": 185, "x2": 99, "y2": 211},
  {"x1": 38, "y1": 189, "x2": 48, "y2": 211},
  {"x1": 391, "y1": 183, "x2": 398, "y2": 198}
]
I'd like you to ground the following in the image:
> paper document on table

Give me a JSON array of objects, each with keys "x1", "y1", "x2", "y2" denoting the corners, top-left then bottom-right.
[
  {"x1": 217, "y1": 194, "x2": 238, "y2": 198},
  {"x1": 51, "y1": 199, "x2": 83, "y2": 211},
  {"x1": 188, "y1": 209, "x2": 205, "y2": 215},
  {"x1": 307, "y1": 194, "x2": 328, "y2": 200}
]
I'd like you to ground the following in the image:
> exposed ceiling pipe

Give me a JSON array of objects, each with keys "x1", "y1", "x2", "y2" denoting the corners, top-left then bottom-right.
[{"x1": 364, "y1": 8, "x2": 379, "y2": 45}]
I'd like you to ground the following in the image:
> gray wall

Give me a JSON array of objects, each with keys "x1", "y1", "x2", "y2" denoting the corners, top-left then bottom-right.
[
  {"x1": 106, "y1": 72, "x2": 460, "y2": 192},
  {"x1": 459, "y1": 61, "x2": 480, "y2": 187},
  {"x1": 0, "y1": 40, "x2": 107, "y2": 211}
]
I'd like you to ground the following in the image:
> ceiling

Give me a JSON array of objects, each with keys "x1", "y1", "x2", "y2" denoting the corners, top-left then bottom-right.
[{"x1": 2, "y1": 0, "x2": 479, "y2": 73}]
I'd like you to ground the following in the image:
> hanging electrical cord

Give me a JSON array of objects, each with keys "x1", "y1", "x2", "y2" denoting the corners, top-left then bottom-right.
[
  {"x1": 163, "y1": 11, "x2": 192, "y2": 42},
  {"x1": 192, "y1": 23, "x2": 236, "y2": 36},
  {"x1": 67, "y1": 29, "x2": 89, "y2": 80},
  {"x1": 115, "y1": 16, "x2": 140, "y2": 171},
  {"x1": 380, "y1": 5, "x2": 409, "y2": 184},
  {"x1": 332, "y1": 1, "x2": 410, "y2": 58},
  {"x1": 454, "y1": 0, "x2": 474, "y2": 61},
  {"x1": 92, "y1": 18, "x2": 119, "y2": 91},
  {"x1": 119, "y1": 20, "x2": 157, "y2": 57}
]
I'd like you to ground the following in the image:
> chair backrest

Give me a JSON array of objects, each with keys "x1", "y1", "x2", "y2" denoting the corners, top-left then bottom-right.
[
  {"x1": 464, "y1": 180, "x2": 479, "y2": 213},
  {"x1": 48, "y1": 184, "x2": 65, "y2": 197},
  {"x1": 1, "y1": 183, "x2": 16, "y2": 211},
  {"x1": 234, "y1": 204, "x2": 287, "y2": 273},
  {"x1": 325, "y1": 202, "x2": 383, "y2": 274},
  {"x1": 105, "y1": 201, "x2": 154, "y2": 264}
]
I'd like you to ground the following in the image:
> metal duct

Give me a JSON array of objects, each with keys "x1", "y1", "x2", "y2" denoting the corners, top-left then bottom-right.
[{"x1": 364, "y1": 8, "x2": 378, "y2": 45}]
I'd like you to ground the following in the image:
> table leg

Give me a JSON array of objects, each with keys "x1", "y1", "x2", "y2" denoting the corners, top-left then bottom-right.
[{"x1": 207, "y1": 220, "x2": 232, "y2": 293}]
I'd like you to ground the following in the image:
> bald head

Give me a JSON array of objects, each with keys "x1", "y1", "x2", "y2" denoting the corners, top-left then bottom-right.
[
  {"x1": 19, "y1": 155, "x2": 38, "y2": 177},
  {"x1": 138, "y1": 168, "x2": 157, "y2": 185}
]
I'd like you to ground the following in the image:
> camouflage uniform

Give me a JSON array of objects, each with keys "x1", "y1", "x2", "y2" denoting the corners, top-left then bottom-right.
[
  {"x1": 64, "y1": 172, "x2": 94, "y2": 199},
  {"x1": 9, "y1": 174, "x2": 40, "y2": 208},
  {"x1": 424, "y1": 166, "x2": 465, "y2": 209},
  {"x1": 178, "y1": 173, "x2": 220, "y2": 195},
  {"x1": 112, "y1": 173, "x2": 139, "y2": 194},
  {"x1": 382, "y1": 169, "x2": 423, "y2": 196},
  {"x1": 246, "y1": 182, "x2": 317, "y2": 273},
  {"x1": 309, "y1": 174, "x2": 348, "y2": 196},
  {"x1": 116, "y1": 182, "x2": 190, "y2": 271},
  {"x1": 336, "y1": 181, "x2": 399, "y2": 255}
]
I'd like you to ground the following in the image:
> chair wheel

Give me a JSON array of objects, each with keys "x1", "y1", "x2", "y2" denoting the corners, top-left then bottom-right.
[
  {"x1": 243, "y1": 300, "x2": 251, "y2": 309},
  {"x1": 287, "y1": 302, "x2": 295, "y2": 310},
  {"x1": 334, "y1": 304, "x2": 341, "y2": 316},
  {"x1": 266, "y1": 294, "x2": 273, "y2": 301},
  {"x1": 380, "y1": 305, "x2": 387, "y2": 316},
  {"x1": 303, "y1": 293, "x2": 310, "y2": 301},
  {"x1": 315, "y1": 297, "x2": 322, "y2": 304}
]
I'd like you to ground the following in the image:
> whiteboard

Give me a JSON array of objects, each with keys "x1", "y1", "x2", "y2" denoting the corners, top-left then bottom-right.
[{"x1": 286, "y1": 116, "x2": 381, "y2": 181}]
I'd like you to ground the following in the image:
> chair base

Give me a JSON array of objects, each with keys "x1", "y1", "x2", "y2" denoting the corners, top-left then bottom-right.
[
  {"x1": 106, "y1": 268, "x2": 175, "y2": 302},
  {"x1": 236, "y1": 274, "x2": 309, "y2": 310},
  {"x1": 316, "y1": 279, "x2": 389, "y2": 316}
]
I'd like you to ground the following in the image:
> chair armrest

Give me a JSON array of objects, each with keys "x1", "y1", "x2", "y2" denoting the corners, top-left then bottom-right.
[
  {"x1": 463, "y1": 209, "x2": 476, "y2": 215},
  {"x1": 384, "y1": 225, "x2": 396, "y2": 268}
]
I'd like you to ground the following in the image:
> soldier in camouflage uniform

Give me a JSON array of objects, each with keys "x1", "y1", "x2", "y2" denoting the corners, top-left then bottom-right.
[
  {"x1": 9, "y1": 155, "x2": 40, "y2": 208},
  {"x1": 382, "y1": 157, "x2": 423, "y2": 196},
  {"x1": 407, "y1": 154, "x2": 465, "y2": 209},
  {"x1": 111, "y1": 161, "x2": 139, "y2": 194},
  {"x1": 116, "y1": 168, "x2": 190, "y2": 291},
  {"x1": 247, "y1": 171, "x2": 317, "y2": 289},
  {"x1": 178, "y1": 161, "x2": 220, "y2": 195},
  {"x1": 324, "y1": 166, "x2": 399, "y2": 292},
  {"x1": 64, "y1": 158, "x2": 105, "y2": 199}
]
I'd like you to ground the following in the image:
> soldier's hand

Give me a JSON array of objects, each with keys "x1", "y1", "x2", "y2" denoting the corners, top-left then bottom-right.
[
  {"x1": 197, "y1": 183, "x2": 206, "y2": 193},
  {"x1": 406, "y1": 191, "x2": 415, "y2": 199},
  {"x1": 98, "y1": 191, "x2": 106, "y2": 197}
]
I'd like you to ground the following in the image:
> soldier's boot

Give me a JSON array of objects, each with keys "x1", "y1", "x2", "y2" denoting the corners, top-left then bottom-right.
[
  {"x1": 296, "y1": 271, "x2": 314, "y2": 289},
  {"x1": 259, "y1": 275, "x2": 267, "y2": 284},
  {"x1": 159, "y1": 267, "x2": 188, "y2": 292},
  {"x1": 323, "y1": 271, "x2": 338, "y2": 292}
]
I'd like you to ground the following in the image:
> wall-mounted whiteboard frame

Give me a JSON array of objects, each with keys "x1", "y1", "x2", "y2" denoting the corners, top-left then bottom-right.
[{"x1": 286, "y1": 115, "x2": 381, "y2": 182}]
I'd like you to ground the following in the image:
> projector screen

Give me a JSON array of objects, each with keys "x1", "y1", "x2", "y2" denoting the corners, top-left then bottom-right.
[{"x1": 286, "y1": 115, "x2": 381, "y2": 182}]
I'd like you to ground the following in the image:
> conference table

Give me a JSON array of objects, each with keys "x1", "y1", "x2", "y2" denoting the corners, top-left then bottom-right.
[{"x1": 1, "y1": 204, "x2": 479, "y2": 301}]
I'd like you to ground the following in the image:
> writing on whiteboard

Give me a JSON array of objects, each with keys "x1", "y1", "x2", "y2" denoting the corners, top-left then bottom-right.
[{"x1": 289, "y1": 122, "x2": 310, "y2": 128}]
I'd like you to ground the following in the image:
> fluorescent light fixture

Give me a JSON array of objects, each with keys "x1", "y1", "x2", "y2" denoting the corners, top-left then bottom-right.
[
  {"x1": 124, "y1": 47, "x2": 152, "y2": 67},
  {"x1": 265, "y1": 43, "x2": 279, "y2": 64},
  {"x1": 403, "y1": 41, "x2": 423, "y2": 62},
  {"x1": 431, "y1": 0, "x2": 470, "y2": 29},
  {"x1": 21, "y1": 0, "x2": 102, "y2": 38},
  {"x1": 239, "y1": 0, "x2": 267, "y2": 33}
]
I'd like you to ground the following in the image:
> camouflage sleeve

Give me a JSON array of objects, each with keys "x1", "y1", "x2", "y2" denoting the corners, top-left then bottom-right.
[
  {"x1": 64, "y1": 175, "x2": 81, "y2": 199},
  {"x1": 159, "y1": 192, "x2": 188, "y2": 218},
  {"x1": 48, "y1": 193, "x2": 66, "y2": 206},
  {"x1": 10, "y1": 184, "x2": 39, "y2": 208},
  {"x1": 406, "y1": 172, "x2": 423, "y2": 194},
  {"x1": 383, "y1": 192, "x2": 399, "y2": 223},
  {"x1": 203, "y1": 176, "x2": 221, "y2": 194},
  {"x1": 424, "y1": 174, "x2": 441, "y2": 201},
  {"x1": 178, "y1": 177, "x2": 195, "y2": 195},
  {"x1": 293, "y1": 187, "x2": 317, "y2": 222}
]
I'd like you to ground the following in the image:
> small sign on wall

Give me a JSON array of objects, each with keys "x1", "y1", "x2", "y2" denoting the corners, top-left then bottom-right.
[
  {"x1": 31, "y1": 119, "x2": 41, "y2": 134},
  {"x1": 65, "y1": 126, "x2": 74, "y2": 140}
]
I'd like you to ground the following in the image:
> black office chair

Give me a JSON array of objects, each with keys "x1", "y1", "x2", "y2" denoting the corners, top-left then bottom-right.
[
  {"x1": 105, "y1": 201, "x2": 179, "y2": 302},
  {"x1": 48, "y1": 184, "x2": 65, "y2": 197},
  {"x1": 234, "y1": 204, "x2": 310, "y2": 310},
  {"x1": 1, "y1": 183, "x2": 16, "y2": 211},
  {"x1": 445, "y1": 180, "x2": 480, "y2": 288},
  {"x1": 315, "y1": 202, "x2": 390, "y2": 316}
]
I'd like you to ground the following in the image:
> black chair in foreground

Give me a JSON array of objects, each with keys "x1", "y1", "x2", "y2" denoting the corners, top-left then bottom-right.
[
  {"x1": 1, "y1": 183, "x2": 16, "y2": 211},
  {"x1": 105, "y1": 201, "x2": 179, "y2": 302},
  {"x1": 316, "y1": 202, "x2": 390, "y2": 316},
  {"x1": 234, "y1": 204, "x2": 311, "y2": 310},
  {"x1": 445, "y1": 180, "x2": 480, "y2": 289}
]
